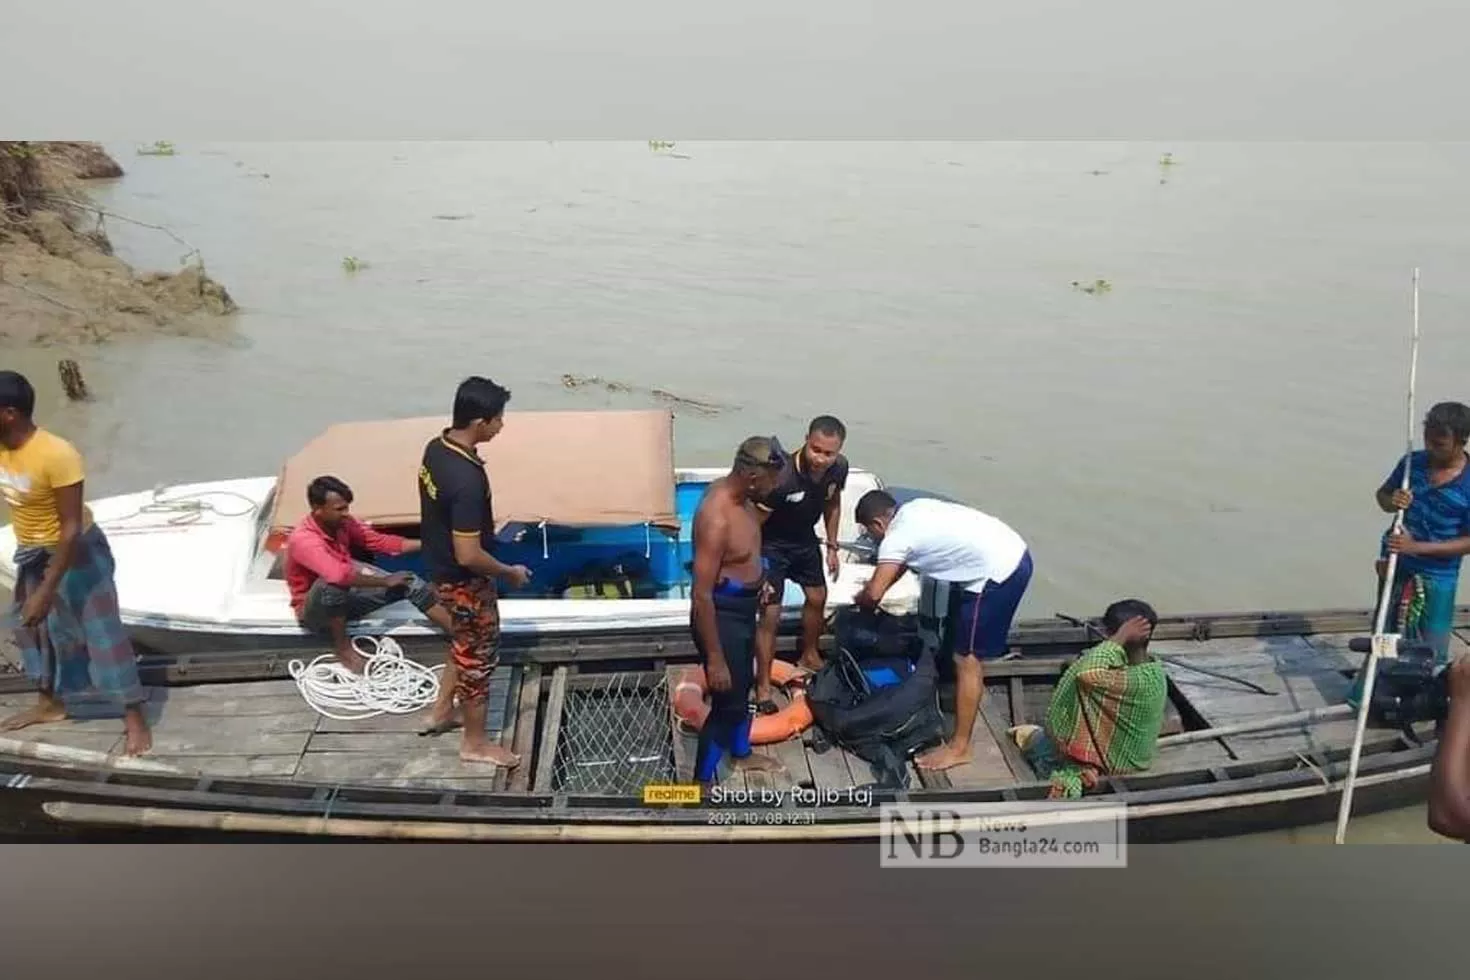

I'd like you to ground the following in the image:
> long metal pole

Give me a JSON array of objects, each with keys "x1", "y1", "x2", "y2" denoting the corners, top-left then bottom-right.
[{"x1": 1335, "y1": 268, "x2": 1421, "y2": 844}]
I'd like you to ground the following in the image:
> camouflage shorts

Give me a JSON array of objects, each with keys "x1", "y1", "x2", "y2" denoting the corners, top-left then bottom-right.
[{"x1": 434, "y1": 577, "x2": 501, "y2": 704}]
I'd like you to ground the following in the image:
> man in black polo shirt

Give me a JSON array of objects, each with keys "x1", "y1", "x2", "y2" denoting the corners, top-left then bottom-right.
[
  {"x1": 417, "y1": 375, "x2": 532, "y2": 767},
  {"x1": 752, "y1": 415, "x2": 849, "y2": 714}
]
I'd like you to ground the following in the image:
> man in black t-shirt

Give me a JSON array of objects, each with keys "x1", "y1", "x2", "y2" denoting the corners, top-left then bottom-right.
[
  {"x1": 752, "y1": 415, "x2": 849, "y2": 713},
  {"x1": 417, "y1": 375, "x2": 532, "y2": 768}
]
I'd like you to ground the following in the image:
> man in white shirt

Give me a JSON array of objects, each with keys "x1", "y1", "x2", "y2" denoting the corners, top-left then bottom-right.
[{"x1": 851, "y1": 489, "x2": 1034, "y2": 771}]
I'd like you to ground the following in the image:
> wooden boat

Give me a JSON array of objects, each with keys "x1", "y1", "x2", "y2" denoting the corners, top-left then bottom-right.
[
  {"x1": 0, "y1": 408, "x2": 919, "y2": 657},
  {"x1": 2, "y1": 604, "x2": 1461, "y2": 842}
]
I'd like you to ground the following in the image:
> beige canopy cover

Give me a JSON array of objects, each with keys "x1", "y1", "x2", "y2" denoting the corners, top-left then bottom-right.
[{"x1": 268, "y1": 409, "x2": 679, "y2": 534}]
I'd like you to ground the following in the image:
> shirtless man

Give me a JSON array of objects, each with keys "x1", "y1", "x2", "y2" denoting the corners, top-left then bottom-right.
[{"x1": 689, "y1": 437, "x2": 789, "y2": 786}]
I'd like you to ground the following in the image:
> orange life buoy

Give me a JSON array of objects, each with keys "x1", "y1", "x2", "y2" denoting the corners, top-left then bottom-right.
[{"x1": 671, "y1": 659, "x2": 814, "y2": 744}]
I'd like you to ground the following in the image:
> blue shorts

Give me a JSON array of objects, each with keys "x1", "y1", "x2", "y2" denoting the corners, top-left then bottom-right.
[{"x1": 941, "y1": 551, "x2": 1033, "y2": 659}]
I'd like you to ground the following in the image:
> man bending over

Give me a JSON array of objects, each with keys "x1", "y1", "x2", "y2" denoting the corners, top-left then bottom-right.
[
  {"x1": 852, "y1": 489, "x2": 1033, "y2": 771},
  {"x1": 1010, "y1": 600, "x2": 1166, "y2": 798},
  {"x1": 752, "y1": 416, "x2": 849, "y2": 714},
  {"x1": 689, "y1": 437, "x2": 788, "y2": 787},
  {"x1": 284, "y1": 474, "x2": 457, "y2": 673}
]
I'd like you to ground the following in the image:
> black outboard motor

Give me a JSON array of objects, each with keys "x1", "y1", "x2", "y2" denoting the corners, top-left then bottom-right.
[{"x1": 1348, "y1": 636, "x2": 1450, "y2": 742}]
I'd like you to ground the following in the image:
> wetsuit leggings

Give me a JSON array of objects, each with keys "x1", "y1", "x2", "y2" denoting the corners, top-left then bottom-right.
[{"x1": 693, "y1": 582, "x2": 761, "y2": 784}]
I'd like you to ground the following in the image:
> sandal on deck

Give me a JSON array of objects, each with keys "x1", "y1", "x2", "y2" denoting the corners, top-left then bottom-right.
[{"x1": 417, "y1": 717, "x2": 463, "y2": 737}]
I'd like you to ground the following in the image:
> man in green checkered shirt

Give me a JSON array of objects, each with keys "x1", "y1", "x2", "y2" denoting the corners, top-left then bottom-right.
[{"x1": 1010, "y1": 599, "x2": 1168, "y2": 798}]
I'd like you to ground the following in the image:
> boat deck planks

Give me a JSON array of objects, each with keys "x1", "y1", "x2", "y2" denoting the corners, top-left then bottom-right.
[
  {"x1": 1151, "y1": 635, "x2": 1373, "y2": 765},
  {"x1": 0, "y1": 621, "x2": 1438, "y2": 811},
  {"x1": 931, "y1": 698, "x2": 1019, "y2": 790}
]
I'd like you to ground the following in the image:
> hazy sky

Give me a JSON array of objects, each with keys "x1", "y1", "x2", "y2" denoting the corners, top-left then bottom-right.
[{"x1": 5, "y1": 1, "x2": 1468, "y2": 137}]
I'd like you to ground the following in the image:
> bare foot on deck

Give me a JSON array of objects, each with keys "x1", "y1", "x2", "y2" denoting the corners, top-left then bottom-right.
[
  {"x1": 732, "y1": 753, "x2": 786, "y2": 775},
  {"x1": 796, "y1": 652, "x2": 824, "y2": 674},
  {"x1": 916, "y1": 743, "x2": 972, "y2": 772},
  {"x1": 122, "y1": 708, "x2": 152, "y2": 756},
  {"x1": 0, "y1": 694, "x2": 66, "y2": 732},
  {"x1": 335, "y1": 647, "x2": 368, "y2": 675},
  {"x1": 460, "y1": 738, "x2": 520, "y2": 768}
]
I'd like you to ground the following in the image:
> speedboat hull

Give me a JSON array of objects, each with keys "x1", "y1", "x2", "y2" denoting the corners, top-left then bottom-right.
[{"x1": 0, "y1": 467, "x2": 918, "y2": 657}]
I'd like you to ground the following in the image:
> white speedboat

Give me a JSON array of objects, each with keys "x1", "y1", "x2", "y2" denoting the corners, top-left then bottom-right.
[{"x1": 0, "y1": 409, "x2": 918, "y2": 656}]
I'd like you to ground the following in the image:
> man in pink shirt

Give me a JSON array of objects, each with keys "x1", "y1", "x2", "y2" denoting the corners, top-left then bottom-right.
[{"x1": 285, "y1": 475, "x2": 456, "y2": 673}]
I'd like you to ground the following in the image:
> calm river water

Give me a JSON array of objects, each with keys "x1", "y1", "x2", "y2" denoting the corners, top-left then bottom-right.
[{"x1": 8, "y1": 140, "x2": 1470, "y2": 842}]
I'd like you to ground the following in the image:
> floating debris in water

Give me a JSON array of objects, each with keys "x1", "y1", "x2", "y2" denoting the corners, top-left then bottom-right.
[
  {"x1": 341, "y1": 256, "x2": 369, "y2": 274},
  {"x1": 561, "y1": 374, "x2": 726, "y2": 416},
  {"x1": 1158, "y1": 152, "x2": 1179, "y2": 185},
  {"x1": 136, "y1": 141, "x2": 177, "y2": 157},
  {"x1": 432, "y1": 213, "x2": 473, "y2": 221},
  {"x1": 1071, "y1": 279, "x2": 1112, "y2": 295},
  {"x1": 58, "y1": 359, "x2": 90, "y2": 401}
]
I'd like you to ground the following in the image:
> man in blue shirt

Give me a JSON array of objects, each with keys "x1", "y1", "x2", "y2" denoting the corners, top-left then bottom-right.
[{"x1": 1351, "y1": 401, "x2": 1470, "y2": 707}]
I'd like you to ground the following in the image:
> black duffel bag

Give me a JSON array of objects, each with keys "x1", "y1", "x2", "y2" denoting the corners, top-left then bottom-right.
[{"x1": 804, "y1": 608, "x2": 945, "y2": 789}]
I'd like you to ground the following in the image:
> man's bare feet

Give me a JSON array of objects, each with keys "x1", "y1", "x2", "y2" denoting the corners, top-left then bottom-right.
[
  {"x1": 0, "y1": 693, "x2": 66, "y2": 732},
  {"x1": 916, "y1": 742, "x2": 972, "y2": 772},
  {"x1": 121, "y1": 707, "x2": 152, "y2": 756},
  {"x1": 796, "y1": 651, "x2": 825, "y2": 673},
  {"x1": 335, "y1": 646, "x2": 367, "y2": 675},
  {"x1": 460, "y1": 738, "x2": 520, "y2": 767},
  {"x1": 732, "y1": 753, "x2": 786, "y2": 774}
]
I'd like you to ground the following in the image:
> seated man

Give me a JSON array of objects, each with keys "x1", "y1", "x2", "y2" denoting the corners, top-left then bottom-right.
[
  {"x1": 1009, "y1": 600, "x2": 1166, "y2": 798},
  {"x1": 852, "y1": 489, "x2": 1033, "y2": 771},
  {"x1": 284, "y1": 474, "x2": 456, "y2": 673}
]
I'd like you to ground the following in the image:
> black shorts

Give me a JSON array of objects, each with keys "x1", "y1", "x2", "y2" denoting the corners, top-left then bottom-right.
[{"x1": 762, "y1": 539, "x2": 827, "y2": 598}]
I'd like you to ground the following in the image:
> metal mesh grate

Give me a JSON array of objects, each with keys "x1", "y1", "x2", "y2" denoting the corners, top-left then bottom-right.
[{"x1": 552, "y1": 672, "x2": 675, "y2": 795}]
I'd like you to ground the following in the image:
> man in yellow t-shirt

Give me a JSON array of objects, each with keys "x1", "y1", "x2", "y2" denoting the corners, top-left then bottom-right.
[{"x1": 0, "y1": 371, "x2": 152, "y2": 756}]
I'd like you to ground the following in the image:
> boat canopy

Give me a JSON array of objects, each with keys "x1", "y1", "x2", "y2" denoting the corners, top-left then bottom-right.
[{"x1": 267, "y1": 409, "x2": 680, "y2": 535}]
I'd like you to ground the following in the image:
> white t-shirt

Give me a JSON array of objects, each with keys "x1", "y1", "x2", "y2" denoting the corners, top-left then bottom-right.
[{"x1": 876, "y1": 498, "x2": 1027, "y2": 593}]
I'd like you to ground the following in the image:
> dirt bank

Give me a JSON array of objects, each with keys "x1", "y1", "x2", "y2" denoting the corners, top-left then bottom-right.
[{"x1": 0, "y1": 141, "x2": 236, "y2": 347}]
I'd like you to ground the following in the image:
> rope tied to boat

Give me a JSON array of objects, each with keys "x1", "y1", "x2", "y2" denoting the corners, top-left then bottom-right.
[
  {"x1": 287, "y1": 636, "x2": 442, "y2": 720},
  {"x1": 97, "y1": 486, "x2": 261, "y2": 535}
]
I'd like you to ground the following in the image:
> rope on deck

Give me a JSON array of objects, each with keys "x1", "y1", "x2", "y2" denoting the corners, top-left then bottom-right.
[{"x1": 288, "y1": 636, "x2": 441, "y2": 721}]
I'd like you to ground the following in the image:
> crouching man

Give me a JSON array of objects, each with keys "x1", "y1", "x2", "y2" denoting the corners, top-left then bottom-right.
[
  {"x1": 1010, "y1": 600, "x2": 1167, "y2": 798},
  {"x1": 284, "y1": 475, "x2": 456, "y2": 673},
  {"x1": 852, "y1": 489, "x2": 1034, "y2": 771}
]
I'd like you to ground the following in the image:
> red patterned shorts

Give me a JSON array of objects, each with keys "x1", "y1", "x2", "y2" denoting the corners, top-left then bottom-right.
[{"x1": 433, "y1": 577, "x2": 501, "y2": 704}]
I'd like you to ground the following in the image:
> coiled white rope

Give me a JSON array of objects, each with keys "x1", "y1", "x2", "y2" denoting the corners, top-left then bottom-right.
[
  {"x1": 287, "y1": 636, "x2": 443, "y2": 721},
  {"x1": 98, "y1": 486, "x2": 261, "y2": 535}
]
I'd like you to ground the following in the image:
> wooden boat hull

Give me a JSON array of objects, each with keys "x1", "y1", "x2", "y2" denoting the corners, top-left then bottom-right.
[
  {"x1": 1, "y1": 604, "x2": 1460, "y2": 844},
  {"x1": 0, "y1": 742, "x2": 1434, "y2": 844}
]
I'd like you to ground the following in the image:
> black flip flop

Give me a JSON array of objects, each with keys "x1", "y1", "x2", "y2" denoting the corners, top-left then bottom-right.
[
  {"x1": 417, "y1": 717, "x2": 463, "y2": 737},
  {"x1": 754, "y1": 698, "x2": 781, "y2": 716}
]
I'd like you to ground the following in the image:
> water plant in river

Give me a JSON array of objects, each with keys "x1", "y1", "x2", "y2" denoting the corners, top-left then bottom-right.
[
  {"x1": 1158, "y1": 151, "x2": 1178, "y2": 185},
  {"x1": 1071, "y1": 279, "x2": 1112, "y2": 295},
  {"x1": 136, "y1": 141, "x2": 177, "y2": 157},
  {"x1": 341, "y1": 256, "x2": 369, "y2": 274}
]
